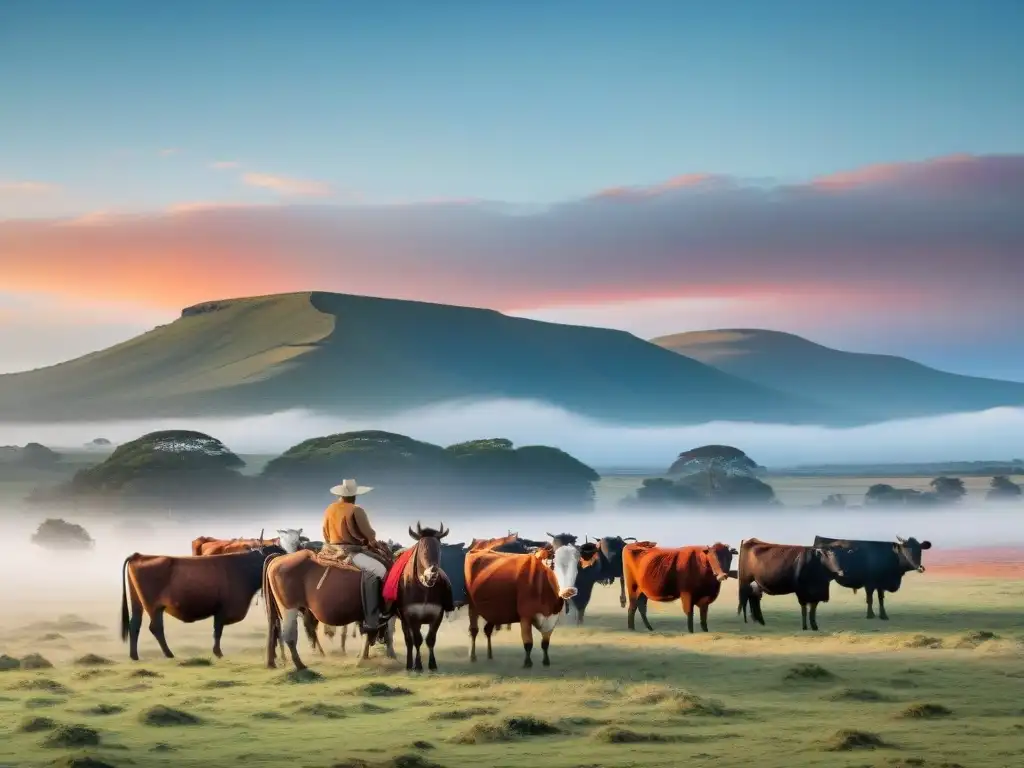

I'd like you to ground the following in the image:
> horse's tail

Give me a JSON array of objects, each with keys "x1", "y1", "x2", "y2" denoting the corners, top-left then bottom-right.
[{"x1": 119, "y1": 555, "x2": 135, "y2": 643}]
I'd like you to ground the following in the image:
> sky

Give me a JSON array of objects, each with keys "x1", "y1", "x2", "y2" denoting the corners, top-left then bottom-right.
[{"x1": 1, "y1": 1, "x2": 1023, "y2": 379}]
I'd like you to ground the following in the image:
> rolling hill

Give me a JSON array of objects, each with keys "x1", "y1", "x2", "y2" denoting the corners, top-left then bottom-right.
[
  {"x1": 651, "y1": 329, "x2": 1024, "y2": 421},
  {"x1": 0, "y1": 292, "x2": 842, "y2": 425}
]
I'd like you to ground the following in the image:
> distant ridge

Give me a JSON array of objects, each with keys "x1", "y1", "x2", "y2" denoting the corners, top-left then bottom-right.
[
  {"x1": 652, "y1": 329, "x2": 1024, "y2": 421},
  {"x1": 0, "y1": 292, "x2": 841, "y2": 425}
]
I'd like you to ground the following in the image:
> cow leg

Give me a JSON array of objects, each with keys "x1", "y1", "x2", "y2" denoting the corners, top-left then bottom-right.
[
  {"x1": 698, "y1": 601, "x2": 710, "y2": 632},
  {"x1": 809, "y1": 602, "x2": 820, "y2": 631},
  {"x1": 519, "y1": 616, "x2": 534, "y2": 668},
  {"x1": 401, "y1": 614, "x2": 415, "y2": 670},
  {"x1": 877, "y1": 590, "x2": 889, "y2": 621},
  {"x1": 425, "y1": 614, "x2": 442, "y2": 672},
  {"x1": 619, "y1": 576, "x2": 627, "y2": 609},
  {"x1": 149, "y1": 607, "x2": 174, "y2": 658},
  {"x1": 468, "y1": 606, "x2": 480, "y2": 662},
  {"x1": 799, "y1": 600, "x2": 809, "y2": 631},
  {"x1": 411, "y1": 622, "x2": 425, "y2": 672},
  {"x1": 127, "y1": 589, "x2": 144, "y2": 661},
  {"x1": 681, "y1": 593, "x2": 695, "y2": 633},
  {"x1": 626, "y1": 588, "x2": 640, "y2": 630},
  {"x1": 212, "y1": 611, "x2": 225, "y2": 658},
  {"x1": 281, "y1": 608, "x2": 306, "y2": 671},
  {"x1": 484, "y1": 622, "x2": 495, "y2": 660},
  {"x1": 865, "y1": 588, "x2": 876, "y2": 619},
  {"x1": 637, "y1": 593, "x2": 654, "y2": 631},
  {"x1": 540, "y1": 632, "x2": 552, "y2": 667}
]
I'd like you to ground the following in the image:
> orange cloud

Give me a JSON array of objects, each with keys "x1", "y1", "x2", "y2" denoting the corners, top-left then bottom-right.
[
  {"x1": 242, "y1": 172, "x2": 334, "y2": 197},
  {"x1": 592, "y1": 173, "x2": 723, "y2": 200},
  {"x1": 810, "y1": 153, "x2": 975, "y2": 189}
]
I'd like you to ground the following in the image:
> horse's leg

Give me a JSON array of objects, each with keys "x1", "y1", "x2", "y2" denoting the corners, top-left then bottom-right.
[
  {"x1": 483, "y1": 622, "x2": 495, "y2": 660},
  {"x1": 149, "y1": 606, "x2": 174, "y2": 658},
  {"x1": 401, "y1": 613, "x2": 414, "y2": 671},
  {"x1": 212, "y1": 611, "x2": 225, "y2": 657},
  {"x1": 280, "y1": 608, "x2": 306, "y2": 670},
  {"x1": 411, "y1": 621, "x2": 425, "y2": 673},
  {"x1": 265, "y1": 604, "x2": 280, "y2": 669},
  {"x1": 385, "y1": 616, "x2": 398, "y2": 660},
  {"x1": 425, "y1": 614, "x2": 442, "y2": 672}
]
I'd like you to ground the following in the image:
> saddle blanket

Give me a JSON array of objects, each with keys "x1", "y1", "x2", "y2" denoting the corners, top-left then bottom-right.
[{"x1": 383, "y1": 547, "x2": 415, "y2": 602}]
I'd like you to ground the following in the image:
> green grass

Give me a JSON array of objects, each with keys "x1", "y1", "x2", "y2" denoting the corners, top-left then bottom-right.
[{"x1": 0, "y1": 577, "x2": 1021, "y2": 767}]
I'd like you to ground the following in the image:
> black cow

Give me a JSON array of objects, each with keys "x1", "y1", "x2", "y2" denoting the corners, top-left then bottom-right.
[
  {"x1": 736, "y1": 538, "x2": 846, "y2": 631},
  {"x1": 593, "y1": 535, "x2": 637, "y2": 608},
  {"x1": 812, "y1": 535, "x2": 932, "y2": 620}
]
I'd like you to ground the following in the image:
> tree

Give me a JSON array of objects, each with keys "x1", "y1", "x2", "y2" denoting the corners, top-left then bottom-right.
[
  {"x1": 60, "y1": 430, "x2": 251, "y2": 507},
  {"x1": 31, "y1": 518, "x2": 94, "y2": 550},
  {"x1": 987, "y1": 475, "x2": 1022, "y2": 501},
  {"x1": 263, "y1": 431, "x2": 600, "y2": 510},
  {"x1": 667, "y1": 445, "x2": 761, "y2": 477},
  {"x1": 930, "y1": 476, "x2": 967, "y2": 503},
  {"x1": 822, "y1": 493, "x2": 846, "y2": 507},
  {"x1": 19, "y1": 442, "x2": 62, "y2": 468},
  {"x1": 627, "y1": 470, "x2": 777, "y2": 508}
]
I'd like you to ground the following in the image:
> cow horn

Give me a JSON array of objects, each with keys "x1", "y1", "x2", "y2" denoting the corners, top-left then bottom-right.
[
  {"x1": 409, "y1": 526, "x2": 419, "y2": 540},
  {"x1": 416, "y1": 521, "x2": 424, "y2": 536},
  {"x1": 438, "y1": 522, "x2": 449, "y2": 539},
  {"x1": 896, "y1": 535, "x2": 906, "y2": 544},
  {"x1": 623, "y1": 536, "x2": 637, "y2": 542},
  {"x1": 258, "y1": 528, "x2": 264, "y2": 544},
  {"x1": 546, "y1": 532, "x2": 556, "y2": 538}
]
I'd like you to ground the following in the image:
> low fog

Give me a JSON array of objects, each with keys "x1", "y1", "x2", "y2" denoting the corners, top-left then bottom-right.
[{"x1": 2, "y1": 399, "x2": 1023, "y2": 468}]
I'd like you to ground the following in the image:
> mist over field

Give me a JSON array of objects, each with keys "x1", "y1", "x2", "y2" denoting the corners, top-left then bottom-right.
[
  {"x1": 1, "y1": 497, "x2": 1020, "y2": 616},
  {"x1": 2, "y1": 399, "x2": 1024, "y2": 469}
]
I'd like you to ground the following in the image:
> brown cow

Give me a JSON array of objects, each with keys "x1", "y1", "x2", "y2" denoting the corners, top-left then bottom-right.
[
  {"x1": 624, "y1": 541, "x2": 737, "y2": 633},
  {"x1": 736, "y1": 538, "x2": 846, "y2": 631},
  {"x1": 119, "y1": 543, "x2": 285, "y2": 660},
  {"x1": 465, "y1": 541, "x2": 596, "y2": 667},
  {"x1": 192, "y1": 531, "x2": 281, "y2": 556}
]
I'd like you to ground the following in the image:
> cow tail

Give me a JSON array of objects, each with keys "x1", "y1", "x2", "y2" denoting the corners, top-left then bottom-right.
[
  {"x1": 262, "y1": 554, "x2": 281, "y2": 641},
  {"x1": 119, "y1": 555, "x2": 133, "y2": 643}
]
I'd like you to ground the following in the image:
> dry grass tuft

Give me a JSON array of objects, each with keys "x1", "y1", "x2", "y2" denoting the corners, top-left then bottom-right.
[
  {"x1": 41, "y1": 724, "x2": 101, "y2": 748},
  {"x1": 828, "y1": 688, "x2": 893, "y2": 702},
  {"x1": 824, "y1": 729, "x2": 891, "y2": 751},
  {"x1": 785, "y1": 663, "x2": 836, "y2": 682},
  {"x1": 901, "y1": 702, "x2": 953, "y2": 719},
  {"x1": 360, "y1": 682, "x2": 412, "y2": 697},
  {"x1": 453, "y1": 716, "x2": 561, "y2": 744},
  {"x1": 296, "y1": 702, "x2": 347, "y2": 719},
  {"x1": 19, "y1": 715, "x2": 58, "y2": 732},
  {"x1": 140, "y1": 705, "x2": 204, "y2": 727},
  {"x1": 74, "y1": 654, "x2": 114, "y2": 667},
  {"x1": 20, "y1": 653, "x2": 54, "y2": 669},
  {"x1": 595, "y1": 727, "x2": 675, "y2": 743}
]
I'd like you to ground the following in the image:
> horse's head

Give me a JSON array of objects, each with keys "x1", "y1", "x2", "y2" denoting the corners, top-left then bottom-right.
[{"x1": 408, "y1": 521, "x2": 449, "y2": 588}]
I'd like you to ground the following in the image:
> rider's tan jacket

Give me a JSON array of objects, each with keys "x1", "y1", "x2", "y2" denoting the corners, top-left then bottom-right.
[{"x1": 322, "y1": 500, "x2": 376, "y2": 546}]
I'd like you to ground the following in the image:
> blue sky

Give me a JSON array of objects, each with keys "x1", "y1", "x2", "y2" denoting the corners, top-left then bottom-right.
[
  {"x1": 2, "y1": 0, "x2": 1023, "y2": 214},
  {"x1": 1, "y1": 1, "x2": 1022, "y2": 382}
]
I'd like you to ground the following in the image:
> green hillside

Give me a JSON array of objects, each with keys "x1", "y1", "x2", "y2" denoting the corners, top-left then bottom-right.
[
  {"x1": 0, "y1": 292, "x2": 839, "y2": 425},
  {"x1": 652, "y1": 329, "x2": 1024, "y2": 421}
]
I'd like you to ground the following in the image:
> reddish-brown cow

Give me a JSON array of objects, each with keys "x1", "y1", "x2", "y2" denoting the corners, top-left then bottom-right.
[
  {"x1": 623, "y1": 541, "x2": 737, "y2": 633},
  {"x1": 120, "y1": 544, "x2": 284, "y2": 660},
  {"x1": 192, "y1": 535, "x2": 280, "y2": 556},
  {"x1": 465, "y1": 542, "x2": 596, "y2": 667}
]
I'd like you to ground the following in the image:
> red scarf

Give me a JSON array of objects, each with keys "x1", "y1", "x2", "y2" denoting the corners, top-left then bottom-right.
[{"x1": 383, "y1": 546, "x2": 416, "y2": 602}]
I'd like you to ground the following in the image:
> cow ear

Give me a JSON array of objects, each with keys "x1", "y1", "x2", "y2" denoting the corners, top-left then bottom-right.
[
  {"x1": 729, "y1": 548, "x2": 738, "y2": 555},
  {"x1": 920, "y1": 541, "x2": 932, "y2": 549}
]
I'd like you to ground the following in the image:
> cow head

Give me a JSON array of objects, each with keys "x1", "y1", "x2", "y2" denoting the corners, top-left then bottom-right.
[
  {"x1": 815, "y1": 546, "x2": 846, "y2": 577},
  {"x1": 276, "y1": 528, "x2": 304, "y2": 553},
  {"x1": 703, "y1": 543, "x2": 738, "y2": 582},
  {"x1": 551, "y1": 543, "x2": 583, "y2": 600},
  {"x1": 547, "y1": 531, "x2": 578, "y2": 548},
  {"x1": 409, "y1": 521, "x2": 448, "y2": 587},
  {"x1": 592, "y1": 535, "x2": 635, "y2": 583},
  {"x1": 894, "y1": 536, "x2": 932, "y2": 573}
]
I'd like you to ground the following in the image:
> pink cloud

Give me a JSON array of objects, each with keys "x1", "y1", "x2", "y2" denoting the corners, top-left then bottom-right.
[
  {"x1": 210, "y1": 160, "x2": 241, "y2": 170},
  {"x1": 0, "y1": 180, "x2": 61, "y2": 195},
  {"x1": 591, "y1": 173, "x2": 726, "y2": 199},
  {"x1": 242, "y1": 172, "x2": 334, "y2": 197}
]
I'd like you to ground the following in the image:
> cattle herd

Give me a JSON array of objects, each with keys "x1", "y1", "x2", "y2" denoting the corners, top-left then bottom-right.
[{"x1": 119, "y1": 527, "x2": 932, "y2": 673}]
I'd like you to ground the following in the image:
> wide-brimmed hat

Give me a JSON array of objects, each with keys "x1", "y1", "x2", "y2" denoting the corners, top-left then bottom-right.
[{"x1": 330, "y1": 478, "x2": 373, "y2": 497}]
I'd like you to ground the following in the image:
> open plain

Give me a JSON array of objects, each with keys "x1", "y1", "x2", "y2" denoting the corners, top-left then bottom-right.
[{"x1": 1, "y1": 543, "x2": 1022, "y2": 768}]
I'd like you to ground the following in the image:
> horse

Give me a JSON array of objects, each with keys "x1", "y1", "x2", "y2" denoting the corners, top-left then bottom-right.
[
  {"x1": 263, "y1": 541, "x2": 396, "y2": 670},
  {"x1": 394, "y1": 522, "x2": 455, "y2": 672}
]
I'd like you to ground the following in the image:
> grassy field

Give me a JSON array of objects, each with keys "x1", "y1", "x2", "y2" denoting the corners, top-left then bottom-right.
[{"x1": 1, "y1": 575, "x2": 1021, "y2": 768}]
